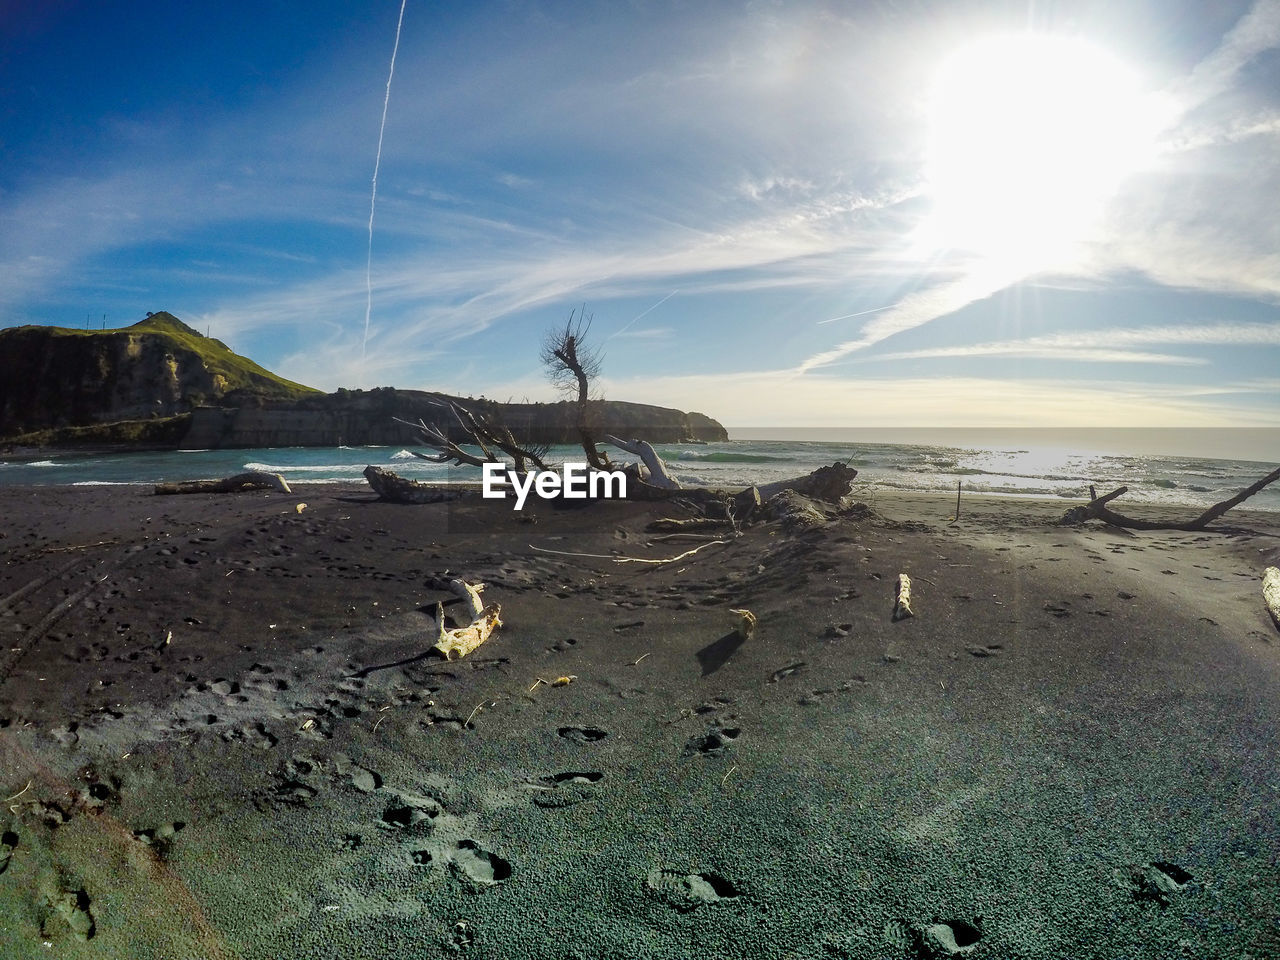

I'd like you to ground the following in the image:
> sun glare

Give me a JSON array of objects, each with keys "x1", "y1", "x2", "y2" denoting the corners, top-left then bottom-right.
[{"x1": 925, "y1": 34, "x2": 1156, "y2": 267}]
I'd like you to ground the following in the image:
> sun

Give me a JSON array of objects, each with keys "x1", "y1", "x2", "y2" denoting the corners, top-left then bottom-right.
[{"x1": 924, "y1": 34, "x2": 1156, "y2": 266}]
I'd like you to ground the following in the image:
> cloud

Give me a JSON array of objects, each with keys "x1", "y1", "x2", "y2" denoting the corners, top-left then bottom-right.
[
  {"x1": 1179, "y1": 0, "x2": 1280, "y2": 107},
  {"x1": 597, "y1": 369, "x2": 1279, "y2": 428},
  {"x1": 610, "y1": 326, "x2": 674, "y2": 340},
  {"x1": 795, "y1": 260, "x2": 1026, "y2": 372},
  {"x1": 867, "y1": 322, "x2": 1280, "y2": 365}
]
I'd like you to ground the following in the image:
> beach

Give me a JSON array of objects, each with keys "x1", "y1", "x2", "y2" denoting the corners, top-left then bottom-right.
[{"x1": 1, "y1": 481, "x2": 1278, "y2": 959}]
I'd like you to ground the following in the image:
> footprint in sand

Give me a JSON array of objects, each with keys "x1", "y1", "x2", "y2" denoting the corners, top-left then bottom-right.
[
  {"x1": 220, "y1": 721, "x2": 277, "y2": 750},
  {"x1": 558, "y1": 726, "x2": 608, "y2": 743},
  {"x1": 1124, "y1": 861, "x2": 1194, "y2": 906},
  {"x1": 132, "y1": 821, "x2": 186, "y2": 859},
  {"x1": 379, "y1": 794, "x2": 443, "y2": 830},
  {"x1": 645, "y1": 867, "x2": 739, "y2": 911},
  {"x1": 0, "y1": 830, "x2": 16, "y2": 875},
  {"x1": 449, "y1": 839, "x2": 511, "y2": 888},
  {"x1": 44, "y1": 886, "x2": 95, "y2": 942},
  {"x1": 685, "y1": 724, "x2": 741, "y2": 756},
  {"x1": 524, "y1": 771, "x2": 604, "y2": 808},
  {"x1": 334, "y1": 755, "x2": 383, "y2": 793},
  {"x1": 885, "y1": 917, "x2": 983, "y2": 957}
]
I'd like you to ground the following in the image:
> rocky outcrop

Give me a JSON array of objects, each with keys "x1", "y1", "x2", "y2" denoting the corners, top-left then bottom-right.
[
  {"x1": 0, "y1": 312, "x2": 317, "y2": 437},
  {"x1": 180, "y1": 389, "x2": 728, "y2": 449},
  {"x1": 0, "y1": 312, "x2": 729, "y2": 448}
]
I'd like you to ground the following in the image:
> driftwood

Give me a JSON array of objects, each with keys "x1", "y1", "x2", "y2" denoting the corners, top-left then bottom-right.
[
  {"x1": 154, "y1": 472, "x2": 291, "y2": 495},
  {"x1": 395, "y1": 395, "x2": 550, "y2": 473},
  {"x1": 730, "y1": 608, "x2": 757, "y2": 640},
  {"x1": 431, "y1": 579, "x2": 501, "y2": 660},
  {"x1": 893, "y1": 573, "x2": 914, "y2": 621},
  {"x1": 757, "y1": 463, "x2": 858, "y2": 503},
  {"x1": 1264, "y1": 567, "x2": 1280, "y2": 630},
  {"x1": 363, "y1": 465, "x2": 460, "y2": 504},
  {"x1": 433, "y1": 601, "x2": 502, "y2": 661},
  {"x1": 647, "y1": 517, "x2": 733, "y2": 533},
  {"x1": 607, "y1": 435, "x2": 681, "y2": 489},
  {"x1": 1060, "y1": 465, "x2": 1280, "y2": 530}
]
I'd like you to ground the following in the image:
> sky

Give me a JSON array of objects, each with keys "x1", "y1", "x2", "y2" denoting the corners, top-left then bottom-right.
[{"x1": 1, "y1": 0, "x2": 1278, "y2": 434}]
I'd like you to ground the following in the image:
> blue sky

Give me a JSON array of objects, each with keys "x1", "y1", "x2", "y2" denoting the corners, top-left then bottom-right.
[{"x1": 2, "y1": 0, "x2": 1278, "y2": 431}]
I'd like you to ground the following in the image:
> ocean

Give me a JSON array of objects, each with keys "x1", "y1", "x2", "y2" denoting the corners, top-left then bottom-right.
[{"x1": 3, "y1": 431, "x2": 1278, "y2": 513}]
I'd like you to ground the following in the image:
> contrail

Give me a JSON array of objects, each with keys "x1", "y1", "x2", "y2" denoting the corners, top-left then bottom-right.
[
  {"x1": 816, "y1": 304, "x2": 895, "y2": 325},
  {"x1": 361, "y1": 0, "x2": 408, "y2": 385},
  {"x1": 606, "y1": 290, "x2": 679, "y2": 341}
]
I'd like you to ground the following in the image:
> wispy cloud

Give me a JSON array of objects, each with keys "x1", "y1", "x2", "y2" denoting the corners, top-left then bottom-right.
[
  {"x1": 610, "y1": 326, "x2": 674, "y2": 340},
  {"x1": 796, "y1": 261, "x2": 1026, "y2": 372},
  {"x1": 868, "y1": 322, "x2": 1280, "y2": 365},
  {"x1": 599, "y1": 370, "x2": 1279, "y2": 428}
]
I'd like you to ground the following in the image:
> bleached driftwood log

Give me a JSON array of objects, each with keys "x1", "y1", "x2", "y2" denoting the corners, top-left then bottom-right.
[
  {"x1": 606, "y1": 439, "x2": 857, "y2": 509},
  {"x1": 449, "y1": 578, "x2": 486, "y2": 620},
  {"x1": 730, "y1": 608, "x2": 757, "y2": 640},
  {"x1": 1059, "y1": 465, "x2": 1280, "y2": 530},
  {"x1": 1264, "y1": 567, "x2": 1280, "y2": 630},
  {"x1": 433, "y1": 603, "x2": 502, "y2": 661},
  {"x1": 606, "y1": 435, "x2": 681, "y2": 489},
  {"x1": 363, "y1": 465, "x2": 459, "y2": 504},
  {"x1": 432, "y1": 580, "x2": 501, "y2": 660},
  {"x1": 154, "y1": 472, "x2": 291, "y2": 495},
  {"x1": 893, "y1": 573, "x2": 914, "y2": 621}
]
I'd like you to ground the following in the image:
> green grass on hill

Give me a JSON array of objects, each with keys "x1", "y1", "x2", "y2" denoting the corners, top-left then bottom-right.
[{"x1": 20, "y1": 311, "x2": 320, "y2": 400}]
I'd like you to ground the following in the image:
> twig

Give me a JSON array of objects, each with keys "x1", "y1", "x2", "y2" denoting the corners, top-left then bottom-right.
[
  {"x1": 40, "y1": 539, "x2": 119, "y2": 554},
  {"x1": 530, "y1": 539, "x2": 732, "y2": 565},
  {"x1": 4, "y1": 779, "x2": 32, "y2": 802},
  {"x1": 464, "y1": 696, "x2": 504, "y2": 728},
  {"x1": 630, "y1": 653, "x2": 649, "y2": 666},
  {"x1": 646, "y1": 533, "x2": 726, "y2": 544},
  {"x1": 722, "y1": 765, "x2": 737, "y2": 786}
]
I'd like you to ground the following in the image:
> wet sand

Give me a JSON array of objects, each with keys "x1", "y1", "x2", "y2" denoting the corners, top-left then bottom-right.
[{"x1": 1, "y1": 482, "x2": 1278, "y2": 958}]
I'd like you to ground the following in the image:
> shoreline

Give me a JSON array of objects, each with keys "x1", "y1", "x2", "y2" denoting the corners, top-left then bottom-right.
[
  {"x1": 0, "y1": 484, "x2": 1277, "y2": 957},
  {"x1": 3, "y1": 476, "x2": 1278, "y2": 518}
]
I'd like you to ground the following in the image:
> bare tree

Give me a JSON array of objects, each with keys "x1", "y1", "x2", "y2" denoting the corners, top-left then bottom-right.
[{"x1": 541, "y1": 307, "x2": 612, "y2": 470}]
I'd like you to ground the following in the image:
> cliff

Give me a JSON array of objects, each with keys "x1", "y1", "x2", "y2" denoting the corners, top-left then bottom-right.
[
  {"x1": 0, "y1": 312, "x2": 319, "y2": 438},
  {"x1": 180, "y1": 389, "x2": 728, "y2": 449},
  {"x1": 0, "y1": 313, "x2": 728, "y2": 448}
]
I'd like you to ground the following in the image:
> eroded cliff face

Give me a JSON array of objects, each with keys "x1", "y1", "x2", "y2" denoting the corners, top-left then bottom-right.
[
  {"x1": 0, "y1": 313, "x2": 315, "y2": 438},
  {"x1": 1, "y1": 328, "x2": 192, "y2": 433},
  {"x1": 180, "y1": 390, "x2": 729, "y2": 449}
]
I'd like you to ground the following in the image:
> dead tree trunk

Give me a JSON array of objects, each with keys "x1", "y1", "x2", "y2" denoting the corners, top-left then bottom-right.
[
  {"x1": 541, "y1": 309, "x2": 612, "y2": 470},
  {"x1": 363, "y1": 465, "x2": 460, "y2": 504},
  {"x1": 1059, "y1": 466, "x2": 1280, "y2": 530}
]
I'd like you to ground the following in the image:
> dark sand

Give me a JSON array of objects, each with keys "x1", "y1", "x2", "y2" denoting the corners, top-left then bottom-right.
[{"x1": 1, "y1": 483, "x2": 1278, "y2": 958}]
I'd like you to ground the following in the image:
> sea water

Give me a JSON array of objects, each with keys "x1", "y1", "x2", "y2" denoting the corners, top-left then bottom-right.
[{"x1": 2, "y1": 430, "x2": 1277, "y2": 513}]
